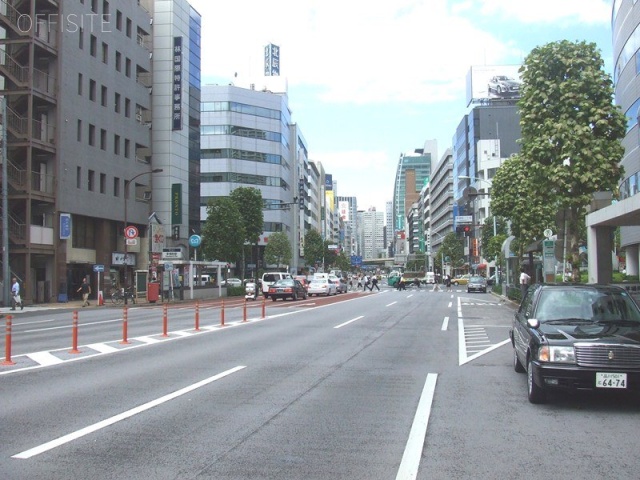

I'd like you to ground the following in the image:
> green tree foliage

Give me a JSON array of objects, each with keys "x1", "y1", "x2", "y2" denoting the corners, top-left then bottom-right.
[
  {"x1": 229, "y1": 187, "x2": 263, "y2": 244},
  {"x1": 516, "y1": 40, "x2": 626, "y2": 278},
  {"x1": 201, "y1": 198, "x2": 245, "y2": 263},
  {"x1": 479, "y1": 216, "x2": 509, "y2": 262},
  {"x1": 433, "y1": 233, "x2": 465, "y2": 272},
  {"x1": 333, "y1": 251, "x2": 352, "y2": 272},
  {"x1": 491, "y1": 154, "x2": 557, "y2": 252},
  {"x1": 264, "y1": 231, "x2": 291, "y2": 268},
  {"x1": 304, "y1": 229, "x2": 331, "y2": 271}
]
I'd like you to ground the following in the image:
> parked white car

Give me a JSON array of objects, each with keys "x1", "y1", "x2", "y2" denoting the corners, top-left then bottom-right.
[{"x1": 307, "y1": 278, "x2": 337, "y2": 296}]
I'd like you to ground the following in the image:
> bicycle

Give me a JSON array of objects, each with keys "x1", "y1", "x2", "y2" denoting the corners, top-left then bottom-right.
[{"x1": 111, "y1": 287, "x2": 136, "y2": 305}]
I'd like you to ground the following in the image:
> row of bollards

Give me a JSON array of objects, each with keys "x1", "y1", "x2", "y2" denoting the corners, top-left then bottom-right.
[{"x1": 2, "y1": 297, "x2": 268, "y2": 365}]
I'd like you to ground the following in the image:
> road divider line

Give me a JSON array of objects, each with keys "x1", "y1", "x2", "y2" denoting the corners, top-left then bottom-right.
[
  {"x1": 386, "y1": 301, "x2": 398, "y2": 307},
  {"x1": 396, "y1": 373, "x2": 438, "y2": 480},
  {"x1": 12, "y1": 366, "x2": 246, "y2": 459},
  {"x1": 334, "y1": 316, "x2": 364, "y2": 329},
  {"x1": 441, "y1": 316, "x2": 449, "y2": 331}
]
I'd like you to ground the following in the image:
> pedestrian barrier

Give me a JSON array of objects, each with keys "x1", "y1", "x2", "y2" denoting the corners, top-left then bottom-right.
[
  {"x1": 162, "y1": 304, "x2": 168, "y2": 337},
  {"x1": 69, "y1": 311, "x2": 81, "y2": 354},
  {"x1": 195, "y1": 300, "x2": 200, "y2": 331},
  {"x1": 120, "y1": 307, "x2": 130, "y2": 344},
  {"x1": 2, "y1": 315, "x2": 15, "y2": 366},
  {"x1": 220, "y1": 299, "x2": 225, "y2": 326}
]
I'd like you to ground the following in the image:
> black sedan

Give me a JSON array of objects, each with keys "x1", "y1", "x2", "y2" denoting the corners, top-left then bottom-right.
[
  {"x1": 510, "y1": 283, "x2": 640, "y2": 404},
  {"x1": 267, "y1": 279, "x2": 308, "y2": 301},
  {"x1": 467, "y1": 276, "x2": 487, "y2": 293}
]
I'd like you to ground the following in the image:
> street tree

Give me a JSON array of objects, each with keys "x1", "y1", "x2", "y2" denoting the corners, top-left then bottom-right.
[
  {"x1": 230, "y1": 187, "x2": 264, "y2": 278},
  {"x1": 433, "y1": 233, "x2": 464, "y2": 273},
  {"x1": 264, "y1": 231, "x2": 291, "y2": 269},
  {"x1": 201, "y1": 198, "x2": 245, "y2": 264},
  {"x1": 479, "y1": 215, "x2": 509, "y2": 262},
  {"x1": 304, "y1": 229, "x2": 330, "y2": 271},
  {"x1": 518, "y1": 40, "x2": 626, "y2": 278}
]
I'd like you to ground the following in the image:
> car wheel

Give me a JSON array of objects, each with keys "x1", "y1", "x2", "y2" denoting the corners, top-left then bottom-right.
[
  {"x1": 271, "y1": 297, "x2": 277, "y2": 302},
  {"x1": 527, "y1": 358, "x2": 546, "y2": 404},
  {"x1": 454, "y1": 281, "x2": 459, "y2": 286},
  {"x1": 513, "y1": 348, "x2": 525, "y2": 373}
]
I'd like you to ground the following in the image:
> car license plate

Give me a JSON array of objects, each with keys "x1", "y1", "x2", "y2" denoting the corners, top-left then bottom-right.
[{"x1": 596, "y1": 372, "x2": 627, "y2": 389}]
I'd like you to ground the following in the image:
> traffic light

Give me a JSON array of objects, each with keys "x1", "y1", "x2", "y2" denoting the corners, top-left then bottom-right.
[{"x1": 456, "y1": 225, "x2": 471, "y2": 237}]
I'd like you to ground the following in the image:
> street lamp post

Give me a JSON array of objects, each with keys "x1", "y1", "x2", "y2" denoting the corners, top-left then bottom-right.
[{"x1": 123, "y1": 168, "x2": 163, "y2": 304}]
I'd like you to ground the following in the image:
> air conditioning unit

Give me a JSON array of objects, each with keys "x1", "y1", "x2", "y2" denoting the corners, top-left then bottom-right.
[{"x1": 143, "y1": 191, "x2": 152, "y2": 200}]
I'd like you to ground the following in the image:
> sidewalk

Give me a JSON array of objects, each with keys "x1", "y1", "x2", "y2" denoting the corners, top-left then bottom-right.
[{"x1": 0, "y1": 297, "x2": 155, "y2": 315}]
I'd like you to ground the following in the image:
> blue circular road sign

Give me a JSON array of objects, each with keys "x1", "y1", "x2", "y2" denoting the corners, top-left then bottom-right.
[{"x1": 189, "y1": 234, "x2": 202, "y2": 248}]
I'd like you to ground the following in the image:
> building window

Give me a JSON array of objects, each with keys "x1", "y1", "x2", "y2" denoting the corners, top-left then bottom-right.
[
  {"x1": 114, "y1": 134, "x2": 120, "y2": 155},
  {"x1": 126, "y1": 18, "x2": 132, "y2": 38},
  {"x1": 101, "y1": 85, "x2": 107, "y2": 106},
  {"x1": 72, "y1": 216, "x2": 96, "y2": 249},
  {"x1": 100, "y1": 173, "x2": 106, "y2": 194},
  {"x1": 88, "y1": 169, "x2": 95, "y2": 191},
  {"x1": 77, "y1": 73, "x2": 82, "y2": 95},
  {"x1": 125, "y1": 58, "x2": 131, "y2": 77},
  {"x1": 91, "y1": 0, "x2": 98, "y2": 13},
  {"x1": 89, "y1": 79, "x2": 96, "y2": 101},
  {"x1": 102, "y1": 0, "x2": 109, "y2": 17},
  {"x1": 77, "y1": 119, "x2": 82, "y2": 141},
  {"x1": 88, "y1": 124, "x2": 95, "y2": 146},
  {"x1": 90, "y1": 35, "x2": 97, "y2": 57},
  {"x1": 116, "y1": 10, "x2": 122, "y2": 31},
  {"x1": 124, "y1": 138, "x2": 130, "y2": 158},
  {"x1": 114, "y1": 92, "x2": 120, "y2": 113},
  {"x1": 124, "y1": 98, "x2": 130, "y2": 117},
  {"x1": 77, "y1": 167, "x2": 82, "y2": 188},
  {"x1": 100, "y1": 129, "x2": 107, "y2": 150},
  {"x1": 102, "y1": 42, "x2": 108, "y2": 63},
  {"x1": 115, "y1": 51, "x2": 121, "y2": 71},
  {"x1": 79, "y1": 27, "x2": 83, "y2": 49},
  {"x1": 113, "y1": 177, "x2": 120, "y2": 197}
]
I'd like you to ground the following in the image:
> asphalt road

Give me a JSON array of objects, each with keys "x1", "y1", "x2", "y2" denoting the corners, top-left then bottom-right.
[{"x1": 1, "y1": 287, "x2": 639, "y2": 479}]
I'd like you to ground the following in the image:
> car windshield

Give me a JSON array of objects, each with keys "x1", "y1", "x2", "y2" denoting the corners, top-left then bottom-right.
[
  {"x1": 469, "y1": 276, "x2": 485, "y2": 282},
  {"x1": 273, "y1": 279, "x2": 294, "y2": 287},
  {"x1": 535, "y1": 288, "x2": 640, "y2": 323},
  {"x1": 310, "y1": 280, "x2": 326, "y2": 285}
]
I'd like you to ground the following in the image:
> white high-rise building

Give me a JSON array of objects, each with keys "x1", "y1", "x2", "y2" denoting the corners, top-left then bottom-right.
[{"x1": 362, "y1": 208, "x2": 385, "y2": 260}]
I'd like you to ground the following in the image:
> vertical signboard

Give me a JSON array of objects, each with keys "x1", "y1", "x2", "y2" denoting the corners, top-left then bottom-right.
[
  {"x1": 264, "y1": 43, "x2": 280, "y2": 76},
  {"x1": 338, "y1": 201, "x2": 349, "y2": 221},
  {"x1": 59, "y1": 213, "x2": 71, "y2": 239},
  {"x1": 171, "y1": 183, "x2": 182, "y2": 225},
  {"x1": 172, "y1": 37, "x2": 183, "y2": 131}
]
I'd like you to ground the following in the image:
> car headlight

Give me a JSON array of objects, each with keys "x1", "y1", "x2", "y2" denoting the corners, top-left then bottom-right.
[{"x1": 538, "y1": 345, "x2": 576, "y2": 364}]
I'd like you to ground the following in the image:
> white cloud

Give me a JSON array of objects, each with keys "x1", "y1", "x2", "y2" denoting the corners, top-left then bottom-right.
[{"x1": 473, "y1": 0, "x2": 611, "y2": 25}]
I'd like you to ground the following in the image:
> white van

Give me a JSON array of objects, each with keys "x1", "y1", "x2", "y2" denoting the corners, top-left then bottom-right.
[
  {"x1": 425, "y1": 272, "x2": 436, "y2": 284},
  {"x1": 193, "y1": 274, "x2": 212, "y2": 286},
  {"x1": 261, "y1": 272, "x2": 292, "y2": 298}
]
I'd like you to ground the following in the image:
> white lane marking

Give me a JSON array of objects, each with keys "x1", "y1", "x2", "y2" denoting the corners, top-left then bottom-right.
[
  {"x1": 407, "y1": 294, "x2": 413, "y2": 298},
  {"x1": 26, "y1": 351, "x2": 63, "y2": 366},
  {"x1": 86, "y1": 343, "x2": 120, "y2": 354},
  {"x1": 386, "y1": 301, "x2": 398, "y2": 307},
  {"x1": 396, "y1": 373, "x2": 438, "y2": 480},
  {"x1": 441, "y1": 316, "x2": 449, "y2": 331},
  {"x1": 12, "y1": 366, "x2": 246, "y2": 459},
  {"x1": 334, "y1": 316, "x2": 364, "y2": 329},
  {"x1": 136, "y1": 336, "x2": 162, "y2": 344},
  {"x1": 24, "y1": 318, "x2": 123, "y2": 333},
  {"x1": 447, "y1": 302, "x2": 452, "y2": 308}
]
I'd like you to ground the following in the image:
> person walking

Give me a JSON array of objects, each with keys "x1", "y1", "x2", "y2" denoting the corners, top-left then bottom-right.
[
  {"x1": 77, "y1": 277, "x2": 92, "y2": 307},
  {"x1": 357, "y1": 275, "x2": 363, "y2": 290},
  {"x1": 11, "y1": 277, "x2": 23, "y2": 310},
  {"x1": 519, "y1": 267, "x2": 531, "y2": 299},
  {"x1": 363, "y1": 274, "x2": 370, "y2": 291},
  {"x1": 445, "y1": 274, "x2": 452, "y2": 292},
  {"x1": 370, "y1": 275, "x2": 380, "y2": 291}
]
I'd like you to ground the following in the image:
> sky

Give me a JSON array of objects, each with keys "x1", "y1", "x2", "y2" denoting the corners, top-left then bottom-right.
[{"x1": 187, "y1": 0, "x2": 615, "y2": 214}]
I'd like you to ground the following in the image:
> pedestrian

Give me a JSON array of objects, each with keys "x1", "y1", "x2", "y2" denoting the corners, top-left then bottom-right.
[
  {"x1": 445, "y1": 274, "x2": 452, "y2": 292},
  {"x1": 371, "y1": 275, "x2": 380, "y2": 291},
  {"x1": 519, "y1": 267, "x2": 531, "y2": 299},
  {"x1": 77, "y1": 277, "x2": 92, "y2": 307},
  {"x1": 11, "y1": 277, "x2": 23, "y2": 310},
  {"x1": 348, "y1": 276, "x2": 354, "y2": 291},
  {"x1": 432, "y1": 276, "x2": 441, "y2": 292},
  {"x1": 364, "y1": 274, "x2": 370, "y2": 291},
  {"x1": 357, "y1": 275, "x2": 363, "y2": 290}
]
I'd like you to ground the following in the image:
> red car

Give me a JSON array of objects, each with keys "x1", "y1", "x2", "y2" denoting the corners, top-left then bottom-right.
[{"x1": 267, "y1": 279, "x2": 308, "y2": 301}]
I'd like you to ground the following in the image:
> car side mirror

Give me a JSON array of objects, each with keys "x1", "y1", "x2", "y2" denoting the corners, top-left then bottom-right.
[{"x1": 527, "y1": 318, "x2": 540, "y2": 329}]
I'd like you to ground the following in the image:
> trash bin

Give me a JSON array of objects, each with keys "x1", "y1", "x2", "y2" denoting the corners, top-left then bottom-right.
[{"x1": 147, "y1": 282, "x2": 160, "y2": 303}]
